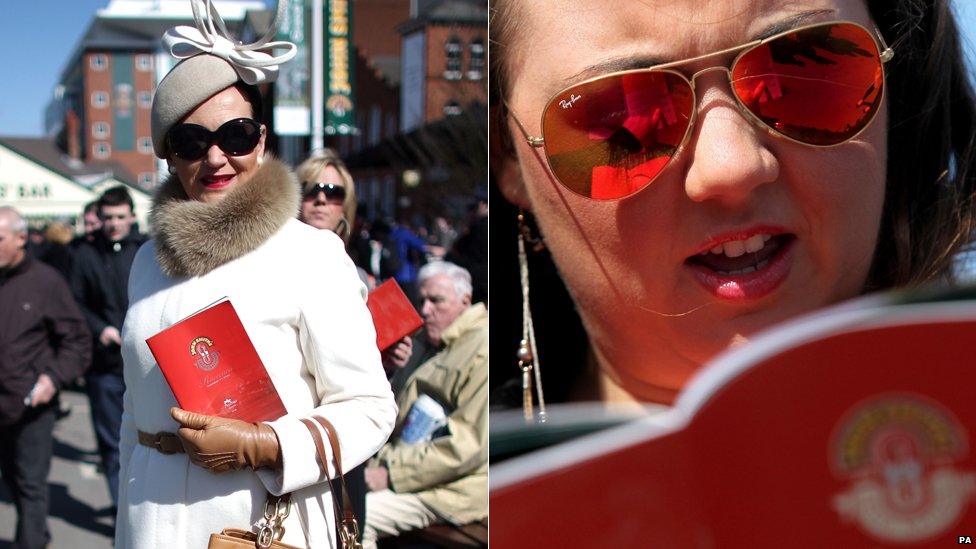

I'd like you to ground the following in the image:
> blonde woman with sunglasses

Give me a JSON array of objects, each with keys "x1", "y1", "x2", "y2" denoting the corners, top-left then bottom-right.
[
  {"x1": 296, "y1": 149, "x2": 358, "y2": 243},
  {"x1": 491, "y1": 0, "x2": 976, "y2": 405}
]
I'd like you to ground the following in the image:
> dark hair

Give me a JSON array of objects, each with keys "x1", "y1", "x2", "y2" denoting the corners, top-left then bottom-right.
[
  {"x1": 864, "y1": 1, "x2": 976, "y2": 288},
  {"x1": 98, "y1": 186, "x2": 135, "y2": 213},
  {"x1": 236, "y1": 82, "x2": 263, "y2": 123},
  {"x1": 83, "y1": 200, "x2": 99, "y2": 215}
]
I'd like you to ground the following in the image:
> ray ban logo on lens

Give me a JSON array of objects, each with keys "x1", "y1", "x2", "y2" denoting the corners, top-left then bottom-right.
[{"x1": 559, "y1": 94, "x2": 581, "y2": 109}]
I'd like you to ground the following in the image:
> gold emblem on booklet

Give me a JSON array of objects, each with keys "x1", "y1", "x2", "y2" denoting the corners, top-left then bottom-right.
[{"x1": 189, "y1": 336, "x2": 221, "y2": 372}]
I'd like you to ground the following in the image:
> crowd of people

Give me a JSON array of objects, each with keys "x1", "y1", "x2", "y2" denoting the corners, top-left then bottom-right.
[{"x1": 1, "y1": 159, "x2": 487, "y2": 548}]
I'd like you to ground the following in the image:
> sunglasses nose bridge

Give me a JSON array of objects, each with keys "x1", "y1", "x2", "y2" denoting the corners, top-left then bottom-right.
[
  {"x1": 688, "y1": 65, "x2": 732, "y2": 83},
  {"x1": 203, "y1": 139, "x2": 229, "y2": 165},
  {"x1": 684, "y1": 65, "x2": 754, "y2": 124}
]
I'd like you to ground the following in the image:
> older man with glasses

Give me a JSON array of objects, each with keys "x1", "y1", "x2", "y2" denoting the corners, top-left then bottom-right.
[{"x1": 362, "y1": 261, "x2": 488, "y2": 548}]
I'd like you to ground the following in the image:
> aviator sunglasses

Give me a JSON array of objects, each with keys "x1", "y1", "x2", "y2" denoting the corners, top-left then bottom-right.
[
  {"x1": 167, "y1": 118, "x2": 263, "y2": 161},
  {"x1": 302, "y1": 182, "x2": 347, "y2": 203},
  {"x1": 509, "y1": 21, "x2": 894, "y2": 200}
]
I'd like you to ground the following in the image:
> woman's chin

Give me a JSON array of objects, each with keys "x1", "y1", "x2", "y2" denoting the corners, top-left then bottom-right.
[
  {"x1": 193, "y1": 184, "x2": 237, "y2": 203},
  {"x1": 308, "y1": 217, "x2": 336, "y2": 231}
]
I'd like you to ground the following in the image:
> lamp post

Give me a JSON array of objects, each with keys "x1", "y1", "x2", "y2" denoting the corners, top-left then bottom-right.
[{"x1": 311, "y1": 0, "x2": 324, "y2": 151}]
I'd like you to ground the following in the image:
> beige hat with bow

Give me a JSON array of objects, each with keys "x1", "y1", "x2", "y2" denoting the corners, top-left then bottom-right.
[{"x1": 150, "y1": 0, "x2": 295, "y2": 158}]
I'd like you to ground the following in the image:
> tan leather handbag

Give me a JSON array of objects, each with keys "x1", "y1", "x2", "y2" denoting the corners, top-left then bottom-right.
[{"x1": 207, "y1": 493, "x2": 301, "y2": 549}]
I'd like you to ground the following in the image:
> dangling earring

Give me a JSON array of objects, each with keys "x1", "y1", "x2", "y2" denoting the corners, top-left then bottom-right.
[
  {"x1": 517, "y1": 210, "x2": 547, "y2": 423},
  {"x1": 335, "y1": 216, "x2": 350, "y2": 239},
  {"x1": 167, "y1": 164, "x2": 176, "y2": 175}
]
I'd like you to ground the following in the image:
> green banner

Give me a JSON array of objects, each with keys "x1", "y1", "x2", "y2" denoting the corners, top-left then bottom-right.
[
  {"x1": 113, "y1": 54, "x2": 135, "y2": 150},
  {"x1": 274, "y1": 0, "x2": 310, "y2": 135},
  {"x1": 324, "y1": 0, "x2": 355, "y2": 135}
]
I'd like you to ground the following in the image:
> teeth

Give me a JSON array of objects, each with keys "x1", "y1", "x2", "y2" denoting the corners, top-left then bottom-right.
[
  {"x1": 744, "y1": 234, "x2": 765, "y2": 253},
  {"x1": 717, "y1": 265, "x2": 757, "y2": 276},
  {"x1": 705, "y1": 233, "x2": 773, "y2": 257},
  {"x1": 723, "y1": 240, "x2": 746, "y2": 258}
]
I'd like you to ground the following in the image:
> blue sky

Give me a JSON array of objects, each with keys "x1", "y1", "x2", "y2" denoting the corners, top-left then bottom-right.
[
  {"x1": 0, "y1": 0, "x2": 109, "y2": 136},
  {"x1": 0, "y1": 1, "x2": 975, "y2": 137},
  {"x1": 0, "y1": 0, "x2": 270, "y2": 137}
]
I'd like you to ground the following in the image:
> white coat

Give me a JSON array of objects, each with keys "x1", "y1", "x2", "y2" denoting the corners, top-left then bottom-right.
[{"x1": 116, "y1": 159, "x2": 397, "y2": 548}]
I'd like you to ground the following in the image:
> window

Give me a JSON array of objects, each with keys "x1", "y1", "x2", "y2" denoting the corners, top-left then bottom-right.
[
  {"x1": 138, "y1": 91, "x2": 152, "y2": 108},
  {"x1": 368, "y1": 105, "x2": 382, "y2": 146},
  {"x1": 138, "y1": 137, "x2": 153, "y2": 154},
  {"x1": 92, "y1": 122, "x2": 110, "y2": 139},
  {"x1": 90, "y1": 54, "x2": 107, "y2": 71},
  {"x1": 136, "y1": 55, "x2": 152, "y2": 72},
  {"x1": 443, "y1": 101, "x2": 462, "y2": 117},
  {"x1": 444, "y1": 36, "x2": 462, "y2": 80},
  {"x1": 93, "y1": 142, "x2": 111, "y2": 159},
  {"x1": 467, "y1": 38, "x2": 485, "y2": 80},
  {"x1": 91, "y1": 91, "x2": 109, "y2": 108},
  {"x1": 139, "y1": 172, "x2": 155, "y2": 187}
]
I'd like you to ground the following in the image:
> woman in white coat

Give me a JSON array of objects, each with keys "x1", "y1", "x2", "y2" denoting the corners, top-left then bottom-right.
[{"x1": 115, "y1": 2, "x2": 396, "y2": 547}]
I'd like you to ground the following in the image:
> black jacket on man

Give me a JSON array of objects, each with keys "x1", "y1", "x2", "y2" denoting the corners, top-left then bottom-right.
[
  {"x1": 0, "y1": 257, "x2": 91, "y2": 425},
  {"x1": 70, "y1": 231, "x2": 146, "y2": 375}
]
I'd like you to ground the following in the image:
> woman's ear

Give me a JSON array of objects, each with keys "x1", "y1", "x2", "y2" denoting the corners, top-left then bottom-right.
[
  {"x1": 491, "y1": 104, "x2": 532, "y2": 211},
  {"x1": 256, "y1": 124, "x2": 268, "y2": 164},
  {"x1": 496, "y1": 155, "x2": 531, "y2": 210}
]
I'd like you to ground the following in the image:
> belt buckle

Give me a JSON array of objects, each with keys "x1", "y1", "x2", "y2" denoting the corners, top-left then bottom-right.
[{"x1": 154, "y1": 433, "x2": 178, "y2": 455}]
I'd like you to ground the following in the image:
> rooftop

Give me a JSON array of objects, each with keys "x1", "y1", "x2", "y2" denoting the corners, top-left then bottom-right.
[
  {"x1": 59, "y1": 0, "x2": 263, "y2": 82},
  {"x1": 0, "y1": 136, "x2": 141, "y2": 190},
  {"x1": 399, "y1": 0, "x2": 488, "y2": 33}
]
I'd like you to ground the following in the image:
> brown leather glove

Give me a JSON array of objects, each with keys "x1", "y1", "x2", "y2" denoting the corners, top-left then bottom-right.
[{"x1": 171, "y1": 407, "x2": 283, "y2": 473}]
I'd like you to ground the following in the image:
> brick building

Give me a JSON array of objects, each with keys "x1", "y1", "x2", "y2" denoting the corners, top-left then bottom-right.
[
  {"x1": 398, "y1": 0, "x2": 487, "y2": 132},
  {"x1": 342, "y1": 0, "x2": 488, "y2": 223},
  {"x1": 45, "y1": 0, "x2": 263, "y2": 191}
]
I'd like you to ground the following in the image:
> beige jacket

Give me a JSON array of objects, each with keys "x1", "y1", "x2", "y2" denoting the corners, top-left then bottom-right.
[{"x1": 374, "y1": 303, "x2": 488, "y2": 524}]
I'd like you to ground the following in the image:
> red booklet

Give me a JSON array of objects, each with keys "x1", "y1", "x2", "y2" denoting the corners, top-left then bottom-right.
[
  {"x1": 146, "y1": 299, "x2": 287, "y2": 423},
  {"x1": 367, "y1": 279, "x2": 423, "y2": 351},
  {"x1": 491, "y1": 289, "x2": 976, "y2": 547}
]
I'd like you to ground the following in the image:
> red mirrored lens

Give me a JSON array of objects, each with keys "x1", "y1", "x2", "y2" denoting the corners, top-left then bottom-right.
[
  {"x1": 542, "y1": 71, "x2": 694, "y2": 199},
  {"x1": 731, "y1": 23, "x2": 883, "y2": 146}
]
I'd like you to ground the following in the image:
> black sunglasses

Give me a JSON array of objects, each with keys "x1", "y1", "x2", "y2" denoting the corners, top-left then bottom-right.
[
  {"x1": 302, "y1": 182, "x2": 346, "y2": 203},
  {"x1": 167, "y1": 118, "x2": 263, "y2": 161}
]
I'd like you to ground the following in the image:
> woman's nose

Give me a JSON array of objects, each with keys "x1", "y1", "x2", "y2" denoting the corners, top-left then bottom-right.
[
  {"x1": 204, "y1": 143, "x2": 226, "y2": 167},
  {"x1": 682, "y1": 78, "x2": 780, "y2": 206}
]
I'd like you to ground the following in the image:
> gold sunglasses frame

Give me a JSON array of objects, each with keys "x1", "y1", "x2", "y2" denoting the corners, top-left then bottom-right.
[{"x1": 508, "y1": 20, "x2": 895, "y2": 200}]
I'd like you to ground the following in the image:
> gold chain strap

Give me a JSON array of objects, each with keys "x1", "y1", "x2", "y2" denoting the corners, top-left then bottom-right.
[{"x1": 256, "y1": 494, "x2": 291, "y2": 548}]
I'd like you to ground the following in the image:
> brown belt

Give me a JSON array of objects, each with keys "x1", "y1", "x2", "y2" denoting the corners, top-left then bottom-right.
[{"x1": 137, "y1": 430, "x2": 185, "y2": 455}]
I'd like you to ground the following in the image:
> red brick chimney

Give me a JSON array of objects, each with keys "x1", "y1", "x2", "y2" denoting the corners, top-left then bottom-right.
[{"x1": 66, "y1": 108, "x2": 81, "y2": 159}]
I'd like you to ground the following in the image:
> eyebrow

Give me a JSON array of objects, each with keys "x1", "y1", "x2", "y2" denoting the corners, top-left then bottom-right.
[{"x1": 556, "y1": 8, "x2": 838, "y2": 91}]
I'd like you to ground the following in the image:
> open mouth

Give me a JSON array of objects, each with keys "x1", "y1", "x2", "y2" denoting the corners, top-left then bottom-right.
[{"x1": 685, "y1": 233, "x2": 796, "y2": 300}]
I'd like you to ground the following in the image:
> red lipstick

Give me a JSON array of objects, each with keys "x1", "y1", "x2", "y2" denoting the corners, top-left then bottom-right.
[
  {"x1": 201, "y1": 174, "x2": 235, "y2": 189},
  {"x1": 685, "y1": 226, "x2": 795, "y2": 301}
]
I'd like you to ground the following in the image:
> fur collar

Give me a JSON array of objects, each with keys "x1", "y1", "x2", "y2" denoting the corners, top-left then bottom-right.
[{"x1": 149, "y1": 157, "x2": 300, "y2": 278}]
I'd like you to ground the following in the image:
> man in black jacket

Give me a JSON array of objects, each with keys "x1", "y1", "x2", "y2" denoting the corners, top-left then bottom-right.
[
  {"x1": 0, "y1": 206, "x2": 91, "y2": 549},
  {"x1": 70, "y1": 186, "x2": 146, "y2": 512}
]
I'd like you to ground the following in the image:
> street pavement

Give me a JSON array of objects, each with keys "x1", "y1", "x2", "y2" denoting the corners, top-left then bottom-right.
[{"x1": 0, "y1": 389, "x2": 115, "y2": 548}]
